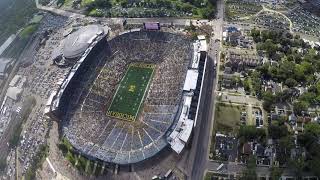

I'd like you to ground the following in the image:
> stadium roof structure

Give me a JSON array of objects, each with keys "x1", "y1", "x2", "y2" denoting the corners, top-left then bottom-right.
[
  {"x1": 63, "y1": 25, "x2": 105, "y2": 59},
  {"x1": 169, "y1": 95, "x2": 194, "y2": 154},
  {"x1": 6, "y1": 86, "x2": 22, "y2": 101},
  {"x1": 183, "y1": 70, "x2": 199, "y2": 91},
  {"x1": 168, "y1": 36, "x2": 207, "y2": 154}
]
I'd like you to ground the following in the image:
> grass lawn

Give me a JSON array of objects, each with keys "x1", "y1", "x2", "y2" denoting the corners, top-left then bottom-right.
[
  {"x1": 107, "y1": 63, "x2": 155, "y2": 121},
  {"x1": 81, "y1": 0, "x2": 94, "y2": 7},
  {"x1": 19, "y1": 23, "x2": 39, "y2": 39},
  {"x1": 214, "y1": 103, "x2": 241, "y2": 135},
  {"x1": 62, "y1": 0, "x2": 75, "y2": 7},
  {"x1": 204, "y1": 172, "x2": 214, "y2": 180}
]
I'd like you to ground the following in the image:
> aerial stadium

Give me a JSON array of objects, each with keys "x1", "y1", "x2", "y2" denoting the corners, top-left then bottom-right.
[{"x1": 48, "y1": 24, "x2": 207, "y2": 165}]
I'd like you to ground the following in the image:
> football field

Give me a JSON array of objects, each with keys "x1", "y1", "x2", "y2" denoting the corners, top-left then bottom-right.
[{"x1": 107, "y1": 63, "x2": 155, "y2": 121}]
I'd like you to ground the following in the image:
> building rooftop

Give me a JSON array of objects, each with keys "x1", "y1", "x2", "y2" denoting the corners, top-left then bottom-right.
[
  {"x1": 0, "y1": 58, "x2": 13, "y2": 76},
  {"x1": 6, "y1": 86, "x2": 22, "y2": 101},
  {"x1": 183, "y1": 70, "x2": 199, "y2": 91},
  {"x1": 63, "y1": 25, "x2": 104, "y2": 59}
]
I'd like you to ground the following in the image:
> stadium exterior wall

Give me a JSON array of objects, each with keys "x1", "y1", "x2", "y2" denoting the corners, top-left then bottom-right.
[{"x1": 49, "y1": 36, "x2": 109, "y2": 120}]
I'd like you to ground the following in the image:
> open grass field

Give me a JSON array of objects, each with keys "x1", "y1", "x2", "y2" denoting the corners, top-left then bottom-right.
[
  {"x1": 107, "y1": 63, "x2": 155, "y2": 121},
  {"x1": 214, "y1": 103, "x2": 241, "y2": 135},
  {"x1": 19, "y1": 23, "x2": 39, "y2": 39}
]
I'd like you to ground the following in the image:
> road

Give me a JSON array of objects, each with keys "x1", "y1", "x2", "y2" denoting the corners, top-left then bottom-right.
[
  {"x1": 35, "y1": 0, "x2": 196, "y2": 26},
  {"x1": 187, "y1": 1, "x2": 224, "y2": 180},
  {"x1": 188, "y1": 47, "x2": 216, "y2": 180}
]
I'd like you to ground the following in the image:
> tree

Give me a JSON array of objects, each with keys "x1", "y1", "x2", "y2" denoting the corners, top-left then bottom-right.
[
  {"x1": 297, "y1": 123, "x2": 320, "y2": 178},
  {"x1": 293, "y1": 101, "x2": 308, "y2": 115},
  {"x1": 84, "y1": 0, "x2": 112, "y2": 11},
  {"x1": 200, "y1": 6, "x2": 215, "y2": 19},
  {"x1": 251, "y1": 28, "x2": 261, "y2": 42},
  {"x1": 278, "y1": 61, "x2": 296, "y2": 82},
  {"x1": 275, "y1": 90, "x2": 292, "y2": 103},
  {"x1": 243, "y1": 77, "x2": 251, "y2": 93},
  {"x1": 180, "y1": 2, "x2": 193, "y2": 12},
  {"x1": 297, "y1": 132, "x2": 316, "y2": 148},
  {"x1": 251, "y1": 71, "x2": 262, "y2": 97},
  {"x1": 239, "y1": 125, "x2": 266, "y2": 142},
  {"x1": 256, "y1": 63, "x2": 270, "y2": 79},
  {"x1": 285, "y1": 78, "x2": 298, "y2": 88},
  {"x1": 262, "y1": 91, "x2": 276, "y2": 112},
  {"x1": 268, "y1": 125, "x2": 288, "y2": 139},
  {"x1": 308, "y1": 156, "x2": 320, "y2": 178},
  {"x1": 299, "y1": 92, "x2": 316, "y2": 104},
  {"x1": 289, "y1": 157, "x2": 305, "y2": 179},
  {"x1": 278, "y1": 135, "x2": 294, "y2": 164},
  {"x1": 304, "y1": 123, "x2": 320, "y2": 136},
  {"x1": 241, "y1": 155, "x2": 257, "y2": 180},
  {"x1": 261, "y1": 39, "x2": 278, "y2": 58},
  {"x1": 307, "y1": 140, "x2": 320, "y2": 156},
  {"x1": 270, "y1": 166, "x2": 283, "y2": 180}
]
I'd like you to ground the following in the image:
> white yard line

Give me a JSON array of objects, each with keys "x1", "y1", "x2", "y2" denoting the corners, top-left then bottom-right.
[
  {"x1": 134, "y1": 67, "x2": 155, "y2": 119},
  {"x1": 46, "y1": 158, "x2": 56, "y2": 173}
]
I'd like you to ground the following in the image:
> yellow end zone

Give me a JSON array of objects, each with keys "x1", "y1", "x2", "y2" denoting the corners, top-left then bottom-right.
[{"x1": 107, "y1": 110, "x2": 136, "y2": 122}]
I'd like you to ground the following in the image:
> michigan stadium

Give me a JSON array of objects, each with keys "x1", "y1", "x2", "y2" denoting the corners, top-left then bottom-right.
[{"x1": 48, "y1": 24, "x2": 207, "y2": 165}]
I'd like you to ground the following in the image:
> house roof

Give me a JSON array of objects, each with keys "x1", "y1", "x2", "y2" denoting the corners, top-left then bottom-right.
[{"x1": 227, "y1": 26, "x2": 239, "y2": 33}]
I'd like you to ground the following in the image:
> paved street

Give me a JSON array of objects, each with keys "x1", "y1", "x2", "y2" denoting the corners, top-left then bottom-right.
[
  {"x1": 188, "y1": 49, "x2": 216, "y2": 180},
  {"x1": 187, "y1": 1, "x2": 225, "y2": 180}
]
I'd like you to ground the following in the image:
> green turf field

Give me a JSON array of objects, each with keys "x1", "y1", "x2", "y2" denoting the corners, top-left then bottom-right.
[{"x1": 107, "y1": 63, "x2": 155, "y2": 121}]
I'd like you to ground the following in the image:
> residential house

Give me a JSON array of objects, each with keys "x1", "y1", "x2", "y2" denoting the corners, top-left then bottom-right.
[{"x1": 225, "y1": 52, "x2": 262, "y2": 72}]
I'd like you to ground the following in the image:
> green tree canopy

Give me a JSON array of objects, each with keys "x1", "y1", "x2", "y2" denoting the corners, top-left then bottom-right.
[
  {"x1": 270, "y1": 166, "x2": 283, "y2": 180},
  {"x1": 239, "y1": 125, "x2": 266, "y2": 142},
  {"x1": 293, "y1": 101, "x2": 308, "y2": 115},
  {"x1": 241, "y1": 155, "x2": 257, "y2": 180}
]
